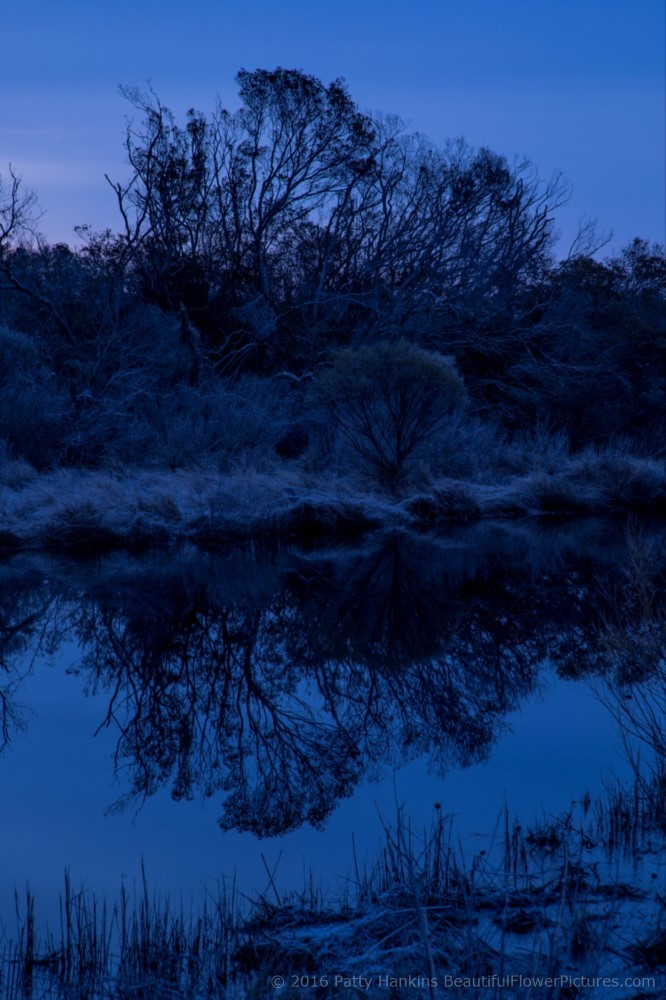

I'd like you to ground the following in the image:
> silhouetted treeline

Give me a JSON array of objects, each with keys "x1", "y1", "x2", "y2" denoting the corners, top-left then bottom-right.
[{"x1": 0, "y1": 69, "x2": 664, "y2": 480}]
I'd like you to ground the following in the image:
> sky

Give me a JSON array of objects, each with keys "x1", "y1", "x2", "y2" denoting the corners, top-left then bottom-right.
[{"x1": 1, "y1": 0, "x2": 664, "y2": 258}]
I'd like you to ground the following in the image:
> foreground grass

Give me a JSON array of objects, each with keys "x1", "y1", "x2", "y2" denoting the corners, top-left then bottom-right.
[
  {"x1": 1, "y1": 772, "x2": 664, "y2": 999},
  {"x1": 1, "y1": 446, "x2": 665, "y2": 554}
]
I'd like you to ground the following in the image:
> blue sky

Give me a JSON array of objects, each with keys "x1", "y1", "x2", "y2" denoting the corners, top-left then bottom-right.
[{"x1": 1, "y1": 0, "x2": 664, "y2": 257}]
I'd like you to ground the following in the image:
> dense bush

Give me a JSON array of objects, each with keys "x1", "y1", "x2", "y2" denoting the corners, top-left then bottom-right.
[
  {"x1": 313, "y1": 340, "x2": 467, "y2": 489},
  {"x1": 0, "y1": 325, "x2": 67, "y2": 466}
]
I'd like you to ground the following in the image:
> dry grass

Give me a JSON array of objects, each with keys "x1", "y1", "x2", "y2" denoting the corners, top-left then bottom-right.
[
  {"x1": 0, "y1": 443, "x2": 664, "y2": 554},
  {"x1": 2, "y1": 773, "x2": 664, "y2": 999}
]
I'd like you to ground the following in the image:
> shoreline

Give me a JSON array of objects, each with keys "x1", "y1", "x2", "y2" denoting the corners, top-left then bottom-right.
[{"x1": 1, "y1": 455, "x2": 665, "y2": 555}]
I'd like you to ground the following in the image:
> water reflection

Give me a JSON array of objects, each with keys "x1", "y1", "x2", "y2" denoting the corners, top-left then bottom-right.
[{"x1": 1, "y1": 520, "x2": 664, "y2": 837}]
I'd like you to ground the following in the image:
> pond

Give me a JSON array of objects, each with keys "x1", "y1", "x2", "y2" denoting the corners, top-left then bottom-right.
[{"x1": 0, "y1": 518, "x2": 665, "y2": 991}]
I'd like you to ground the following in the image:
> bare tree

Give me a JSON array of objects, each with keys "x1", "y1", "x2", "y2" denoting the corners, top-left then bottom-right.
[
  {"x1": 107, "y1": 69, "x2": 571, "y2": 372},
  {"x1": 0, "y1": 167, "x2": 81, "y2": 344},
  {"x1": 0, "y1": 166, "x2": 41, "y2": 252}
]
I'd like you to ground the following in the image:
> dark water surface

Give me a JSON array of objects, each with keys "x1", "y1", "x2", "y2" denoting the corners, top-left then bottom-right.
[{"x1": 1, "y1": 519, "x2": 663, "y2": 930}]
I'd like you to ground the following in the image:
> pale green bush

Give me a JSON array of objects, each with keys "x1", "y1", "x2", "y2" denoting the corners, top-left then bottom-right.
[{"x1": 314, "y1": 340, "x2": 467, "y2": 490}]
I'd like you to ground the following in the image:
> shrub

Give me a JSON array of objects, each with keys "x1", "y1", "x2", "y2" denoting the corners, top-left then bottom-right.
[
  {"x1": 313, "y1": 340, "x2": 467, "y2": 490},
  {"x1": 0, "y1": 325, "x2": 68, "y2": 466},
  {"x1": 571, "y1": 447, "x2": 666, "y2": 510}
]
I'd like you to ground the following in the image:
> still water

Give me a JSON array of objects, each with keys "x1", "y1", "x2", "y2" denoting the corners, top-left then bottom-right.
[{"x1": 0, "y1": 518, "x2": 661, "y2": 931}]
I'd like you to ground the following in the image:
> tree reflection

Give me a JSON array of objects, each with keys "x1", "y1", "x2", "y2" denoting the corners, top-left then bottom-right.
[
  {"x1": 0, "y1": 561, "x2": 55, "y2": 749},
  {"x1": 0, "y1": 521, "x2": 664, "y2": 837},
  {"x1": 61, "y1": 535, "x2": 557, "y2": 834}
]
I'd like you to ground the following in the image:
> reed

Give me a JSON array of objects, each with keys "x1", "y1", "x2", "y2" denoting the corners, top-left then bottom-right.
[{"x1": 1, "y1": 773, "x2": 663, "y2": 998}]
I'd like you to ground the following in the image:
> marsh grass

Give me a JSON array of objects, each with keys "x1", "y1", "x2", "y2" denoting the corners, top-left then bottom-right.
[
  {"x1": 2, "y1": 771, "x2": 664, "y2": 999},
  {"x1": 2, "y1": 866, "x2": 244, "y2": 1000},
  {"x1": 0, "y1": 441, "x2": 664, "y2": 553}
]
